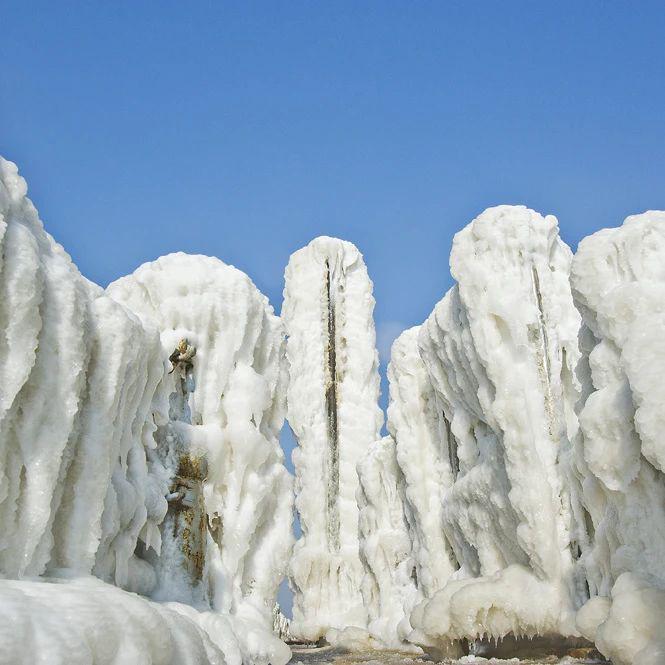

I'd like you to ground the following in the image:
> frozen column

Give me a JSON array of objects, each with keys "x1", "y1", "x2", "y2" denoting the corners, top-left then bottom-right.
[
  {"x1": 107, "y1": 252, "x2": 293, "y2": 665},
  {"x1": 283, "y1": 236, "x2": 383, "y2": 643},
  {"x1": 386, "y1": 327, "x2": 459, "y2": 599},
  {"x1": 570, "y1": 212, "x2": 665, "y2": 665},
  {"x1": 411, "y1": 206, "x2": 584, "y2": 649}
]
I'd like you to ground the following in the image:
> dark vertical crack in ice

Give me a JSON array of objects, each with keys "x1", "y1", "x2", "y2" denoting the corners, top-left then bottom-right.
[
  {"x1": 324, "y1": 259, "x2": 340, "y2": 551},
  {"x1": 443, "y1": 411, "x2": 459, "y2": 479},
  {"x1": 531, "y1": 265, "x2": 552, "y2": 382},
  {"x1": 531, "y1": 265, "x2": 556, "y2": 437}
]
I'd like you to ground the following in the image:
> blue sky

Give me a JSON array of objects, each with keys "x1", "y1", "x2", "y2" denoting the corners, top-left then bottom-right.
[{"x1": 3, "y1": 1, "x2": 665, "y2": 613}]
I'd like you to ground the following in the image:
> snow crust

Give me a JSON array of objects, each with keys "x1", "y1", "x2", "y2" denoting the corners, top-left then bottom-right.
[{"x1": 282, "y1": 237, "x2": 383, "y2": 642}]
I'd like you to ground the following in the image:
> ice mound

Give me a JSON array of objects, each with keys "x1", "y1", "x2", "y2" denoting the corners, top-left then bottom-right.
[
  {"x1": 0, "y1": 576, "x2": 236, "y2": 665},
  {"x1": 583, "y1": 573, "x2": 665, "y2": 665},
  {"x1": 282, "y1": 237, "x2": 383, "y2": 643}
]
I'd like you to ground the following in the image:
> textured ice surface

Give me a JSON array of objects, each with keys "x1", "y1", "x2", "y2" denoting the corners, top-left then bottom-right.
[
  {"x1": 283, "y1": 237, "x2": 383, "y2": 643},
  {"x1": 403, "y1": 206, "x2": 584, "y2": 649},
  {"x1": 357, "y1": 435, "x2": 421, "y2": 650},
  {"x1": 569, "y1": 212, "x2": 665, "y2": 665},
  {"x1": 0, "y1": 156, "x2": 166, "y2": 592},
  {"x1": 108, "y1": 252, "x2": 294, "y2": 664},
  {"x1": 386, "y1": 327, "x2": 457, "y2": 604},
  {"x1": 0, "y1": 576, "x2": 237, "y2": 665},
  {"x1": 6, "y1": 149, "x2": 665, "y2": 664},
  {"x1": 0, "y1": 157, "x2": 291, "y2": 665}
]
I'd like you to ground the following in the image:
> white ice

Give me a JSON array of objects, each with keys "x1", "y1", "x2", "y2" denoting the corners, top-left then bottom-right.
[
  {"x1": 5, "y1": 150, "x2": 665, "y2": 665},
  {"x1": 108, "y1": 252, "x2": 294, "y2": 665},
  {"x1": 569, "y1": 211, "x2": 665, "y2": 665},
  {"x1": 0, "y1": 156, "x2": 166, "y2": 593},
  {"x1": 357, "y1": 435, "x2": 420, "y2": 650},
  {"x1": 387, "y1": 327, "x2": 459, "y2": 597},
  {"x1": 378, "y1": 206, "x2": 585, "y2": 653},
  {"x1": 0, "y1": 156, "x2": 291, "y2": 665},
  {"x1": 282, "y1": 237, "x2": 383, "y2": 643}
]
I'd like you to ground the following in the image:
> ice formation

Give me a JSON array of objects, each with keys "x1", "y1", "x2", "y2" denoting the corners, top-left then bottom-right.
[
  {"x1": 361, "y1": 206, "x2": 665, "y2": 663},
  {"x1": 107, "y1": 252, "x2": 294, "y2": 664},
  {"x1": 386, "y1": 327, "x2": 458, "y2": 599},
  {"x1": 0, "y1": 576, "x2": 239, "y2": 665},
  {"x1": 272, "y1": 603, "x2": 292, "y2": 642},
  {"x1": 5, "y1": 147, "x2": 665, "y2": 665},
  {"x1": 0, "y1": 156, "x2": 165, "y2": 591},
  {"x1": 356, "y1": 435, "x2": 420, "y2": 650},
  {"x1": 0, "y1": 156, "x2": 292, "y2": 665},
  {"x1": 568, "y1": 212, "x2": 665, "y2": 665},
  {"x1": 282, "y1": 237, "x2": 383, "y2": 642},
  {"x1": 386, "y1": 206, "x2": 586, "y2": 651},
  {"x1": 350, "y1": 325, "x2": 459, "y2": 652}
]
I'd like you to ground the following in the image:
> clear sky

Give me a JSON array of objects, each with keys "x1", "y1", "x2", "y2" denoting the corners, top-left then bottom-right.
[{"x1": 3, "y1": 0, "x2": 665, "y2": 614}]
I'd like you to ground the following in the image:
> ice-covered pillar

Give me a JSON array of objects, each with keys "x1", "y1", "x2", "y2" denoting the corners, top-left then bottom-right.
[
  {"x1": 283, "y1": 236, "x2": 383, "y2": 642},
  {"x1": 567, "y1": 211, "x2": 665, "y2": 665},
  {"x1": 357, "y1": 435, "x2": 421, "y2": 649},
  {"x1": 160, "y1": 345, "x2": 208, "y2": 594},
  {"x1": 107, "y1": 253, "x2": 294, "y2": 665},
  {"x1": 386, "y1": 327, "x2": 459, "y2": 599},
  {"x1": 353, "y1": 326, "x2": 463, "y2": 650},
  {"x1": 410, "y1": 206, "x2": 584, "y2": 648},
  {"x1": 570, "y1": 212, "x2": 665, "y2": 597},
  {"x1": 0, "y1": 156, "x2": 166, "y2": 591}
]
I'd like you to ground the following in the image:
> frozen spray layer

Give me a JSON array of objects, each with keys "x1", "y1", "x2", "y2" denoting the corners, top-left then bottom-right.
[
  {"x1": 386, "y1": 327, "x2": 458, "y2": 601},
  {"x1": 410, "y1": 206, "x2": 584, "y2": 647},
  {"x1": 0, "y1": 156, "x2": 289, "y2": 665},
  {"x1": 570, "y1": 211, "x2": 665, "y2": 665},
  {"x1": 356, "y1": 435, "x2": 421, "y2": 650},
  {"x1": 0, "y1": 156, "x2": 166, "y2": 593},
  {"x1": 282, "y1": 236, "x2": 383, "y2": 642},
  {"x1": 350, "y1": 326, "x2": 460, "y2": 651},
  {"x1": 0, "y1": 157, "x2": 239, "y2": 665},
  {"x1": 107, "y1": 252, "x2": 293, "y2": 665}
]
